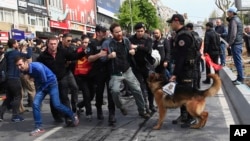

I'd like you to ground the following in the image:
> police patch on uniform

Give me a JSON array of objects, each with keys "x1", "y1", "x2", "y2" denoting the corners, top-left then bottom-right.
[{"x1": 178, "y1": 40, "x2": 185, "y2": 46}]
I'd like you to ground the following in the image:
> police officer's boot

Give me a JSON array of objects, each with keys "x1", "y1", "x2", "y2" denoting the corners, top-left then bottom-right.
[
  {"x1": 172, "y1": 106, "x2": 188, "y2": 124},
  {"x1": 181, "y1": 113, "x2": 197, "y2": 128}
]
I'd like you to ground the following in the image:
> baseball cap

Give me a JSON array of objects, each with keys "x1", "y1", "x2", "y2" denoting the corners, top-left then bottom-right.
[
  {"x1": 227, "y1": 7, "x2": 237, "y2": 14},
  {"x1": 166, "y1": 14, "x2": 185, "y2": 23},
  {"x1": 95, "y1": 25, "x2": 107, "y2": 32},
  {"x1": 134, "y1": 22, "x2": 146, "y2": 30}
]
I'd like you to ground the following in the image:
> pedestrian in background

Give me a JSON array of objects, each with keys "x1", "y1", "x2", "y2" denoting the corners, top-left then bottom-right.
[
  {"x1": 243, "y1": 26, "x2": 250, "y2": 57},
  {"x1": 0, "y1": 39, "x2": 32, "y2": 122},
  {"x1": 226, "y1": 7, "x2": 244, "y2": 85},
  {"x1": 215, "y1": 19, "x2": 228, "y2": 66},
  {"x1": 203, "y1": 22, "x2": 220, "y2": 84}
]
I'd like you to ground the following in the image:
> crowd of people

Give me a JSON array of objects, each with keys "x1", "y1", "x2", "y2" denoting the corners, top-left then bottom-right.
[{"x1": 0, "y1": 6, "x2": 249, "y2": 136}]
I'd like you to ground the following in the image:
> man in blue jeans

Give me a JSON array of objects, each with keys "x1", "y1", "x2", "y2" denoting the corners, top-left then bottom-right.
[
  {"x1": 15, "y1": 56, "x2": 79, "y2": 136},
  {"x1": 226, "y1": 7, "x2": 244, "y2": 85}
]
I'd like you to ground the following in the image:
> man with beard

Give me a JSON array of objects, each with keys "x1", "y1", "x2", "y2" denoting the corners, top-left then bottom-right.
[
  {"x1": 152, "y1": 29, "x2": 171, "y2": 79},
  {"x1": 101, "y1": 22, "x2": 150, "y2": 120}
]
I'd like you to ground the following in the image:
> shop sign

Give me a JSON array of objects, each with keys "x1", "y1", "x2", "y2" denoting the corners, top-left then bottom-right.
[
  {"x1": 18, "y1": 1, "x2": 48, "y2": 16},
  {"x1": 69, "y1": 22, "x2": 84, "y2": 31},
  {"x1": 50, "y1": 20, "x2": 68, "y2": 30},
  {"x1": 11, "y1": 29, "x2": 25, "y2": 41},
  {"x1": 25, "y1": 32, "x2": 35, "y2": 39},
  {"x1": 0, "y1": 32, "x2": 9, "y2": 43}
]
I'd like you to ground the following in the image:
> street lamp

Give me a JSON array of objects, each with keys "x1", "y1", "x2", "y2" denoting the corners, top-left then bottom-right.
[{"x1": 129, "y1": 0, "x2": 133, "y2": 34}]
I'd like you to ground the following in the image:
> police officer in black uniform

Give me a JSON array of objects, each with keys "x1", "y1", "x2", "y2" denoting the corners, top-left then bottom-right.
[
  {"x1": 86, "y1": 25, "x2": 116, "y2": 125},
  {"x1": 167, "y1": 14, "x2": 197, "y2": 128}
]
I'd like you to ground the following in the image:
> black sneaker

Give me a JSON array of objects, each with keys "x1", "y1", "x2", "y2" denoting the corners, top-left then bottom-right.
[
  {"x1": 139, "y1": 112, "x2": 150, "y2": 119},
  {"x1": 11, "y1": 115, "x2": 24, "y2": 122},
  {"x1": 24, "y1": 103, "x2": 32, "y2": 107},
  {"x1": 181, "y1": 118, "x2": 196, "y2": 128},
  {"x1": 97, "y1": 108, "x2": 104, "y2": 120},
  {"x1": 149, "y1": 106, "x2": 157, "y2": 113},
  {"x1": 120, "y1": 108, "x2": 128, "y2": 116},
  {"x1": 108, "y1": 114, "x2": 116, "y2": 125},
  {"x1": 172, "y1": 115, "x2": 188, "y2": 124}
]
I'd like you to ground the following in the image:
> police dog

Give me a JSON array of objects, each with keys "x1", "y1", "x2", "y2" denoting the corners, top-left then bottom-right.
[{"x1": 147, "y1": 73, "x2": 221, "y2": 130}]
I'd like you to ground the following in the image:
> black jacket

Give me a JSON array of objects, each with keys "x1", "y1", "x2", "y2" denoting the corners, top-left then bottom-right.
[
  {"x1": 204, "y1": 28, "x2": 220, "y2": 55},
  {"x1": 37, "y1": 47, "x2": 85, "y2": 80},
  {"x1": 152, "y1": 37, "x2": 171, "y2": 63},
  {"x1": 129, "y1": 35, "x2": 153, "y2": 66}
]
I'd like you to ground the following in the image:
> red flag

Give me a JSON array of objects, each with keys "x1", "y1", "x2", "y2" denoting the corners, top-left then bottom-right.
[{"x1": 204, "y1": 53, "x2": 222, "y2": 71}]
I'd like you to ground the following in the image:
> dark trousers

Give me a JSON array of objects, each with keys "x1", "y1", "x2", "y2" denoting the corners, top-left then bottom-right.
[
  {"x1": 0, "y1": 78, "x2": 22, "y2": 117},
  {"x1": 94, "y1": 70, "x2": 115, "y2": 115},
  {"x1": 133, "y1": 66, "x2": 154, "y2": 109},
  {"x1": 75, "y1": 75, "x2": 93, "y2": 116}
]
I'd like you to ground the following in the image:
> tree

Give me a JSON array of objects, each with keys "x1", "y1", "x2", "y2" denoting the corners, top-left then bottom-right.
[
  {"x1": 137, "y1": 0, "x2": 160, "y2": 30},
  {"x1": 117, "y1": 0, "x2": 160, "y2": 33},
  {"x1": 215, "y1": 0, "x2": 235, "y2": 23},
  {"x1": 117, "y1": 0, "x2": 140, "y2": 34}
]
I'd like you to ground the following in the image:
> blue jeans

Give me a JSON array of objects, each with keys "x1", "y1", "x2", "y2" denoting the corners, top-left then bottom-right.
[
  {"x1": 220, "y1": 43, "x2": 226, "y2": 65},
  {"x1": 33, "y1": 83, "x2": 74, "y2": 128},
  {"x1": 231, "y1": 43, "x2": 244, "y2": 81}
]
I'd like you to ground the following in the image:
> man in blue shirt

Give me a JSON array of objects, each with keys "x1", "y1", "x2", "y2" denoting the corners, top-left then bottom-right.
[{"x1": 15, "y1": 56, "x2": 79, "y2": 136}]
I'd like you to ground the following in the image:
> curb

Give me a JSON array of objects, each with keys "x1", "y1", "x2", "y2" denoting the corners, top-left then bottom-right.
[{"x1": 220, "y1": 67, "x2": 250, "y2": 124}]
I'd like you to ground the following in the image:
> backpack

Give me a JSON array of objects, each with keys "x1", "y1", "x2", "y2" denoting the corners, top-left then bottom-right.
[{"x1": 191, "y1": 31, "x2": 203, "y2": 51}]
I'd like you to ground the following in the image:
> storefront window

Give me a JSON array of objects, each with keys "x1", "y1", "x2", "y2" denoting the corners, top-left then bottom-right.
[
  {"x1": 5, "y1": 11, "x2": 14, "y2": 23},
  {"x1": 28, "y1": 15, "x2": 46, "y2": 27},
  {"x1": 28, "y1": 15, "x2": 36, "y2": 25},
  {"x1": 37, "y1": 17, "x2": 45, "y2": 26}
]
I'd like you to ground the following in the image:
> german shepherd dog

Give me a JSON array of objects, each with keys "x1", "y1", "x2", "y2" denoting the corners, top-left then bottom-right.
[{"x1": 147, "y1": 73, "x2": 221, "y2": 130}]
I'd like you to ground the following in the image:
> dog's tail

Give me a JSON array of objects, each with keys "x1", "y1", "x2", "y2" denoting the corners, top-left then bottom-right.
[{"x1": 203, "y1": 74, "x2": 221, "y2": 97}]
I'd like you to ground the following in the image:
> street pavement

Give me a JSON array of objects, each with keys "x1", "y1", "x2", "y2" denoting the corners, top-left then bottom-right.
[{"x1": 0, "y1": 71, "x2": 236, "y2": 141}]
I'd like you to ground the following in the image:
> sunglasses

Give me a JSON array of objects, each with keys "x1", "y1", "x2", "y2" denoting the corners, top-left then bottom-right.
[{"x1": 67, "y1": 40, "x2": 72, "y2": 42}]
